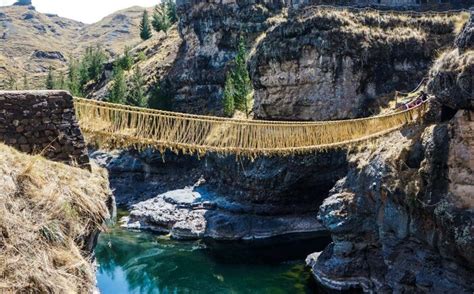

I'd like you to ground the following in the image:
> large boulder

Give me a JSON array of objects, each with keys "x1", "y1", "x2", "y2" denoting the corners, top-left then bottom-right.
[{"x1": 428, "y1": 11, "x2": 473, "y2": 111}]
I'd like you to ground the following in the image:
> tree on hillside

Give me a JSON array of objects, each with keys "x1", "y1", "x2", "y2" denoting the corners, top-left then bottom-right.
[
  {"x1": 140, "y1": 10, "x2": 152, "y2": 41},
  {"x1": 46, "y1": 66, "x2": 55, "y2": 90},
  {"x1": 223, "y1": 37, "x2": 253, "y2": 117},
  {"x1": 165, "y1": 0, "x2": 178, "y2": 23},
  {"x1": 152, "y1": 1, "x2": 177, "y2": 35},
  {"x1": 223, "y1": 75, "x2": 235, "y2": 117},
  {"x1": 117, "y1": 46, "x2": 133, "y2": 71},
  {"x1": 74, "y1": 46, "x2": 106, "y2": 94},
  {"x1": 108, "y1": 66, "x2": 127, "y2": 104},
  {"x1": 83, "y1": 47, "x2": 106, "y2": 83},
  {"x1": 149, "y1": 79, "x2": 173, "y2": 110},
  {"x1": 58, "y1": 72, "x2": 66, "y2": 90},
  {"x1": 22, "y1": 74, "x2": 28, "y2": 90},
  {"x1": 152, "y1": 8, "x2": 170, "y2": 35},
  {"x1": 67, "y1": 58, "x2": 82, "y2": 96},
  {"x1": 6, "y1": 74, "x2": 17, "y2": 90},
  {"x1": 128, "y1": 67, "x2": 147, "y2": 107}
]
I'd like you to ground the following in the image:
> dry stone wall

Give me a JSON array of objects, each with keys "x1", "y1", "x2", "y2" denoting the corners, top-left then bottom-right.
[{"x1": 0, "y1": 90, "x2": 90, "y2": 168}]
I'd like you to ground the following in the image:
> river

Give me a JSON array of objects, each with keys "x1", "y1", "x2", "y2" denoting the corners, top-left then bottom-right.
[{"x1": 95, "y1": 213, "x2": 329, "y2": 294}]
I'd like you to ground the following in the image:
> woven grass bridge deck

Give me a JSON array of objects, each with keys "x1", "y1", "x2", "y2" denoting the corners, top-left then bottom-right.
[{"x1": 73, "y1": 97, "x2": 428, "y2": 157}]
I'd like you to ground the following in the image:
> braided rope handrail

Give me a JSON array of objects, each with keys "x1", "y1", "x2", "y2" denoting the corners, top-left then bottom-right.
[{"x1": 73, "y1": 97, "x2": 428, "y2": 157}]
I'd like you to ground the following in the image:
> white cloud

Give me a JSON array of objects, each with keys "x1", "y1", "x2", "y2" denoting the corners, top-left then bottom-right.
[{"x1": 0, "y1": 0, "x2": 159, "y2": 23}]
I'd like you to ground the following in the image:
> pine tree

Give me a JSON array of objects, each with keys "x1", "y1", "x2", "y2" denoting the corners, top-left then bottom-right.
[
  {"x1": 6, "y1": 74, "x2": 17, "y2": 90},
  {"x1": 140, "y1": 10, "x2": 152, "y2": 41},
  {"x1": 232, "y1": 37, "x2": 253, "y2": 115},
  {"x1": 149, "y1": 79, "x2": 173, "y2": 110},
  {"x1": 46, "y1": 66, "x2": 55, "y2": 89},
  {"x1": 152, "y1": 3, "x2": 172, "y2": 35},
  {"x1": 223, "y1": 74, "x2": 235, "y2": 117},
  {"x1": 67, "y1": 58, "x2": 82, "y2": 96},
  {"x1": 22, "y1": 73, "x2": 28, "y2": 90},
  {"x1": 87, "y1": 47, "x2": 106, "y2": 82},
  {"x1": 108, "y1": 66, "x2": 127, "y2": 104},
  {"x1": 222, "y1": 37, "x2": 253, "y2": 117},
  {"x1": 128, "y1": 67, "x2": 147, "y2": 107},
  {"x1": 58, "y1": 72, "x2": 66, "y2": 90},
  {"x1": 165, "y1": 0, "x2": 177, "y2": 23}
]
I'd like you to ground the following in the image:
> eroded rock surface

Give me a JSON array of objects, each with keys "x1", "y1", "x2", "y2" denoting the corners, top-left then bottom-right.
[
  {"x1": 307, "y1": 17, "x2": 474, "y2": 292},
  {"x1": 169, "y1": 2, "x2": 462, "y2": 118},
  {"x1": 122, "y1": 186, "x2": 326, "y2": 241},
  {"x1": 251, "y1": 8, "x2": 461, "y2": 120}
]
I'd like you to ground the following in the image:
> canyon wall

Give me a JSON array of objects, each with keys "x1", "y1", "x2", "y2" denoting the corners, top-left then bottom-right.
[
  {"x1": 170, "y1": 1, "x2": 463, "y2": 119},
  {"x1": 0, "y1": 90, "x2": 89, "y2": 168},
  {"x1": 114, "y1": 2, "x2": 469, "y2": 242},
  {"x1": 250, "y1": 7, "x2": 462, "y2": 120},
  {"x1": 307, "y1": 14, "x2": 473, "y2": 292},
  {"x1": 169, "y1": 0, "x2": 286, "y2": 115}
]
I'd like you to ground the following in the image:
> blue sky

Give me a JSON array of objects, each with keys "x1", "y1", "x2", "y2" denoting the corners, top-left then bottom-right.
[{"x1": 0, "y1": 0, "x2": 158, "y2": 23}]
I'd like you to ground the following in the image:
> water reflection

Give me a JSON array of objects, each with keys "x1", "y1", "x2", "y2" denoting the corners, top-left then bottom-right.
[{"x1": 96, "y1": 222, "x2": 326, "y2": 293}]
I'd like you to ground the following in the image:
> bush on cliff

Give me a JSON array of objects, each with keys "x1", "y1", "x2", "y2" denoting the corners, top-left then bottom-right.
[
  {"x1": 116, "y1": 46, "x2": 133, "y2": 71},
  {"x1": 0, "y1": 143, "x2": 111, "y2": 292}
]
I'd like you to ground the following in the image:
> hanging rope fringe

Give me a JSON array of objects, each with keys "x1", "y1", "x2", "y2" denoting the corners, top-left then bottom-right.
[{"x1": 73, "y1": 97, "x2": 428, "y2": 157}]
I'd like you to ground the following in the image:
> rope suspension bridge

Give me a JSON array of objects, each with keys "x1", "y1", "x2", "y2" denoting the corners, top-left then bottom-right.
[{"x1": 73, "y1": 95, "x2": 428, "y2": 158}]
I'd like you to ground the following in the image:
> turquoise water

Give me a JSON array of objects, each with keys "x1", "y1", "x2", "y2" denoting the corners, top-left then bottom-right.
[{"x1": 95, "y1": 221, "x2": 326, "y2": 294}]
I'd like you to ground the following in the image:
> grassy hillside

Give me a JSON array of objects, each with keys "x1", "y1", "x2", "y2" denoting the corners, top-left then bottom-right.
[
  {"x1": 0, "y1": 143, "x2": 111, "y2": 292},
  {"x1": 0, "y1": 5, "x2": 154, "y2": 89}
]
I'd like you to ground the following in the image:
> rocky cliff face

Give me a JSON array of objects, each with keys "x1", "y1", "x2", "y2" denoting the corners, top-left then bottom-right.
[
  {"x1": 169, "y1": 0, "x2": 286, "y2": 115},
  {"x1": 307, "y1": 15, "x2": 473, "y2": 293},
  {"x1": 169, "y1": 2, "x2": 465, "y2": 118},
  {"x1": 251, "y1": 8, "x2": 463, "y2": 120}
]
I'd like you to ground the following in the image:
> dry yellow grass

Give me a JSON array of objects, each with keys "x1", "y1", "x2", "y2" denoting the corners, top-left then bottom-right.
[{"x1": 0, "y1": 143, "x2": 111, "y2": 293}]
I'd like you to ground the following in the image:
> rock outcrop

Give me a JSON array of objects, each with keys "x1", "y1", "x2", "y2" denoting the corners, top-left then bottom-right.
[
  {"x1": 307, "y1": 14, "x2": 473, "y2": 293},
  {"x1": 286, "y1": 0, "x2": 471, "y2": 10},
  {"x1": 123, "y1": 186, "x2": 326, "y2": 240},
  {"x1": 101, "y1": 149, "x2": 346, "y2": 240},
  {"x1": 169, "y1": 2, "x2": 464, "y2": 118},
  {"x1": 251, "y1": 8, "x2": 463, "y2": 120},
  {"x1": 168, "y1": 0, "x2": 286, "y2": 115},
  {"x1": 109, "y1": 3, "x2": 469, "y2": 244}
]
